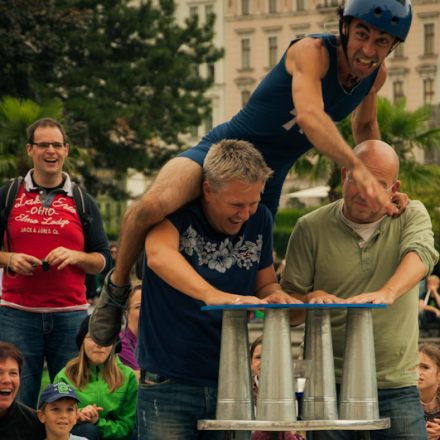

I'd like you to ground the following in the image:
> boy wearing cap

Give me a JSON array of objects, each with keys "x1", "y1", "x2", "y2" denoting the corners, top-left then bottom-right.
[{"x1": 38, "y1": 383, "x2": 87, "y2": 440}]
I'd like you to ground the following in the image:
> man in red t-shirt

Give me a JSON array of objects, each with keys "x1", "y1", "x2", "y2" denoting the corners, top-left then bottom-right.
[{"x1": 0, "y1": 118, "x2": 110, "y2": 408}]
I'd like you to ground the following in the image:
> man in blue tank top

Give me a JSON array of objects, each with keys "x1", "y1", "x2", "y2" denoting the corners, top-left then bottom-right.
[{"x1": 90, "y1": 0, "x2": 413, "y2": 347}]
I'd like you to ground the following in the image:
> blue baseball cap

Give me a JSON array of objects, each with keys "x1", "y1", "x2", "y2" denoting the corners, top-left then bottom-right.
[{"x1": 38, "y1": 383, "x2": 80, "y2": 408}]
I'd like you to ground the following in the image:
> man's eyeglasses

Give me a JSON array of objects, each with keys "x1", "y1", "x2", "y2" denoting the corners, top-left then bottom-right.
[{"x1": 30, "y1": 142, "x2": 65, "y2": 149}]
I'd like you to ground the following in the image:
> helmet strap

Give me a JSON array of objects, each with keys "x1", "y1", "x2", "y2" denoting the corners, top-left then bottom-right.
[{"x1": 388, "y1": 39, "x2": 400, "y2": 55}]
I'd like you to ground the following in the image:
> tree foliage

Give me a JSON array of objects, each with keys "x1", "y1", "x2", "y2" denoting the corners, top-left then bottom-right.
[
  {"x1": 0, "y1": 0, "x2": 223, "y2": 196},
  {"x1": 0, "y1": 96, "x2": 90, "y2": 180},
  {"x1": 0, "y1": 97, "x2": 62, "y2": 178},
  {"x1": 0, "y1": 1, "x2": 91, "y2": 100}
]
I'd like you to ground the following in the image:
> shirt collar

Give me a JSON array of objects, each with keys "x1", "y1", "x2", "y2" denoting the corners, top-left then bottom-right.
[{"x1": 24, "y1": 169, "x2": 74, "y2": 196}]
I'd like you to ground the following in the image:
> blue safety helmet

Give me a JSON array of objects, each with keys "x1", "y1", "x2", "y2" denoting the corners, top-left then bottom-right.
[{"x1": 342, "y1": 0, "x2": 412, "y2": 42}]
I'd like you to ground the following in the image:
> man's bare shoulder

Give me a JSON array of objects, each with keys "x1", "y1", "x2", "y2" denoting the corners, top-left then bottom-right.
[
  {"x1": 287, "y1": 37, "x2": 326, "y2": 61},
  {"x1": 286, "y1": 37, "x2": 329, "y2": 77}
]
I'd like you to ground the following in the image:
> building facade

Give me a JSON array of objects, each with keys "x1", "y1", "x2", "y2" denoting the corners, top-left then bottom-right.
[
  {"x1": 175, "y1": 0, "x2": 227, "y2": 140},
  {"x1": 121, "y1": 0, "x2": 440, "y2": 218},
  {"x1": 224, "y1": 0, "x2": 439, "y2": 118}
]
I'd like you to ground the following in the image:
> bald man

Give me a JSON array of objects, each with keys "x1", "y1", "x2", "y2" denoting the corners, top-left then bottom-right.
[{"x1": 282, "y1": 140, "x2": 439, "y2": 439}]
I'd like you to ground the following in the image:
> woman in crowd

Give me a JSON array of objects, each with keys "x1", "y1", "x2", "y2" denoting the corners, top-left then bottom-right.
[
  {"x1": 418, "y1": 343, "x2": 440, "y2": 439},
  {"x1": 0, "y1": 341, "x2": 45, "y2": 440},
  {"x1": 55, "y1": 315, "x2": 137, "y2": 440},
  {"x1": 119, "y1": 284, "x2": 142, "y2": 380}
]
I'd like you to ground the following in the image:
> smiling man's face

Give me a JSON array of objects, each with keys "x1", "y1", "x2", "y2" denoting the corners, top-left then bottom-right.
[
  {"x1": 202, "y1": 178, "x2": 263, "y2": 235},
  {"x1": 26, "y1": 125, "x2": 69, "y2": 186},
  {"x1": 0, "y1": 357, "x2": 20, "y2": 418}
]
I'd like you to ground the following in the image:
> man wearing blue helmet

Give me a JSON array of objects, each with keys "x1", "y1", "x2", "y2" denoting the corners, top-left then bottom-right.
[{"x1": 89, "y1": 1, "x2": 414, "y2": 353}]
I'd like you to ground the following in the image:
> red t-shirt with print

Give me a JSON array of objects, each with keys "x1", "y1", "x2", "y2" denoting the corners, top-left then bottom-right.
[{"x1": 2, "y1": 186, "x2": 87, "y2": 311}]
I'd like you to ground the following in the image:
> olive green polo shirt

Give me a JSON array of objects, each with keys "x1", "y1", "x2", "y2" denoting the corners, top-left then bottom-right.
[{"x1": 282, "y1": 199, "x2": 439, "y2": 388}]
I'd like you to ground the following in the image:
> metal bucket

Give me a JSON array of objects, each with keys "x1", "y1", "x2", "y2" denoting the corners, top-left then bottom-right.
[
  {"x1": 303, "y1": 309, "x2": 338, "y2": 420},
  {"x1": 216, "y1": 310, "x2": 254, "y2": 421},
  {"x1": 256, "y1": 308, "x2": 296, "y2": 421},
  {"x1": 339, "y1": 308, "x2": 379, "y2": 420}
]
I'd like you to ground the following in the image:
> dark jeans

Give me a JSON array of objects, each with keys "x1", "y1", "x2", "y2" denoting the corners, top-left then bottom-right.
[
  {"x1": 0, "y1": 307, "x2": 87, "y2": 408},
  {"x1": 137, "y1": 370, "x2": 228, "y2": 440},
  {"x1": 311, "y1": 386, "x2": 427, "y2": 440}
]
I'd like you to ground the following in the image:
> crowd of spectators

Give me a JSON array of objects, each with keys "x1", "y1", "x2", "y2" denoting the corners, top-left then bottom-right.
[{"x1": 2, "y1": 99, "x2": 440, "y2": 440}]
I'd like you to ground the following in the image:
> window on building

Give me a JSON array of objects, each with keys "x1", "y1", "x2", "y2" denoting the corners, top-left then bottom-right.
[
  {"x1": 268, "y1": 36, "x2": 278, "y2": 68},
  {"x1": 205, "y1": 4, "x2": 214, "y2": 19},
  {"x1": 424, "y1": 23, "x2": 435, "y2": 55},
  {"x1": 242, "y1": 0, "x2": 250, "y2": 15},
  {"x1": 393, "y1": 43, "x2": 404, "y2": 58},
  {"x1": 423, "y1": 78, "x2": 435, "y2": 104},
  {"x1": 241, "y1": 38, "x2": 251, "y2": 69},
  {"x1": 241, "y1": 90, "x2": 251, "y2": 107},
  {"x1": 268, "y1": 0, "x2": 277, "y2": 13},
  {"x1": 297, "y1": 0, "x2": 305, "y2": 11},
  {"x1": 392, "y1": 80, "x2": 404, "y2": 103},
  {"x1": 207, "y1": 63, "x2": 215, "y2": 82},
  {"x1": 189, "y1": 5, "x2": 198, "y2": 18}
]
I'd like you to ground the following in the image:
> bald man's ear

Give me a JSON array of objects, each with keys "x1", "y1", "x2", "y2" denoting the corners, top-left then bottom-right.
[{"x1": 391, "y1": 180, "x2": 401, "y2": 194}]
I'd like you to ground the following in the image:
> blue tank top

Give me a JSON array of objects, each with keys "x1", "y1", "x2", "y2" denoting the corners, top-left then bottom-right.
[{"x1": 180, "y1": 34, "x2": 379, "y2": 216}]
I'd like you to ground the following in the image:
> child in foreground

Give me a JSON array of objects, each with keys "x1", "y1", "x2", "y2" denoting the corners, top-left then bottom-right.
[
  {"x1": 37, "y1": 383, "x2": 87, "y2": 440},
  {"x1": 55, "y1": 314, "x2": 137, "y2": 440},
  {"x1": 418, "y1": 343, "x2": 440, "y2": 439}
]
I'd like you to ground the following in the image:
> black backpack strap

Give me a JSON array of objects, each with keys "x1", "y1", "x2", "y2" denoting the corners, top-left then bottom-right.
[
  {"x1": 71, "y1": 182, "x2": 93, "y2": 234},
  {"x1": 0, "y1": 176, "x2": 23, "y2": 251}
]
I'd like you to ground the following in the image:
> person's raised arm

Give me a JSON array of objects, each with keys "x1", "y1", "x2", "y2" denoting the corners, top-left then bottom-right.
[
  {"x1": 285, "y1": 39, "x2": 395, "y2": 216},
  {"x1": 351, "y1": 64, "x2": 386, "y2": 143},
  {"x1": 145, "y1": 219, "x2": 265, "y2": 306},
  {"x1": 352, "y1": 64, "x2": 410, "y2": 216}
]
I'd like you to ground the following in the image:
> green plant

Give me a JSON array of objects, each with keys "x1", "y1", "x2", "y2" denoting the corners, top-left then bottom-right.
[{"x1": 273, "y1": 208, "x2": 311, "y2": 258}]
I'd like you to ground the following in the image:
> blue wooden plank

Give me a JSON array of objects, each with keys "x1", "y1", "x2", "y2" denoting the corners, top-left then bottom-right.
[{"x1": 201, "y1": 303, "x2": 387, "y2": 311}]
